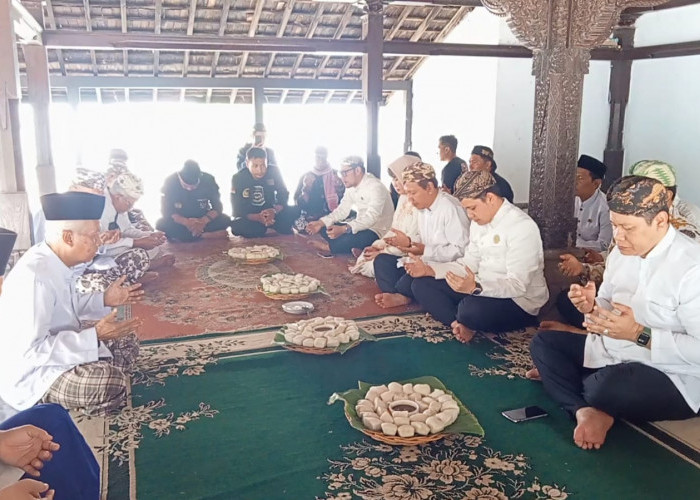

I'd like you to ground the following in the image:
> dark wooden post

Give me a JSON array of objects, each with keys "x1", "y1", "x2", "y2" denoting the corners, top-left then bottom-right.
[{"x1": 363, "y1": 0, "x2": 383, "y2": 177}]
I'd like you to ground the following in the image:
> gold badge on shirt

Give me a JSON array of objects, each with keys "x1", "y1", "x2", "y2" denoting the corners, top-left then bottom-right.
[
  {"x1": 493, "y1": 234, "x2": 500, "y2": 244},
  {"x1": 174, "y1": 202, "x2": 182, "y2": 209},
  {"x1": 242, "y1": 188, "x2": 250, "y2": 198}
]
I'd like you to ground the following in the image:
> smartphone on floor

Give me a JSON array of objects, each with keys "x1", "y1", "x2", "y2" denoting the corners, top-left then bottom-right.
[{"x1": 502, "y1": 405, "x2": 548, "y2": 423}]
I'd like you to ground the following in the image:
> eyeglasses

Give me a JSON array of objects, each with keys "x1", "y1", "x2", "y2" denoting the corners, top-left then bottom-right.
[{"x1": 340, "y1": 167, "x2": 356, "y2": 177}]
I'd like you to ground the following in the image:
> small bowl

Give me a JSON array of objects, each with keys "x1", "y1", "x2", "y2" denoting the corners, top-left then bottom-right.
[
  {"x1": 282, "y1": 301, "x2": 314, "y2": 315},
  {"x1": 389, "y1": 400, "x2": 419, "y2": 416}
]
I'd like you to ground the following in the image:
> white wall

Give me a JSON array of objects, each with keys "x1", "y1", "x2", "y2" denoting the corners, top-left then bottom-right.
[
  {"x1": 409, "y1": 8, "x2": 501, "y2": 169},
  {"x1": 625, "y1": 5, "x2": 700, "y2": 206}
]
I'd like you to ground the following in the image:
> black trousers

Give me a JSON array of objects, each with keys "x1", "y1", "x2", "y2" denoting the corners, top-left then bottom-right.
[
  {"x1": 531, "y1": 330, "x2": 698, "y2": 421},
  {"x1": 230, "y1": 207, "x2": 299, "y2": 238},
  {"x1": 156, "y1": 214, "x2": 231, "y2": 242},
  {"x1": 412, "y1": 277, "x2": 538, "y2": 332},
  {"x1": 373, "y1": 254, "x2": 415, "y2": 298},
  {"x1": 320, "y1": 227, "x2": 378, "y2": 255},
  {"x1": 556, "y1": 289, "x2": 585, "y2": 328}
]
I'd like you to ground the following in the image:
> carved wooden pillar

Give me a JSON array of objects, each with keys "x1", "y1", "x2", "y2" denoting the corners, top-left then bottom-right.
[{"x1": 483, "y1": 0, "x2": 667, "y2": 249}]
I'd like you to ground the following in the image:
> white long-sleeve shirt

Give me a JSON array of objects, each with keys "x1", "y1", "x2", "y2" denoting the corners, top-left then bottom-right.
[
  {"x1": 587, "y1": 226, "x2": 700, "y2": 412},
  {"x1": 420, "y1": 191, "x2": 470, "y2": 263},
  {"x1": 575, "y1": 189, "x2": 612, "y2": 251},
  {"x1": 0, "y1": 243, "x2": 112, "y2": 421},
  {"x1": 429, "y1": 200, "x2": 548, "y2": 316},
  {"x1": 100, "y1": 192, "x2": 164, "y2": 259},
  {"x1": 320, "y1": 173, "x2": 394, "y2": 237}
]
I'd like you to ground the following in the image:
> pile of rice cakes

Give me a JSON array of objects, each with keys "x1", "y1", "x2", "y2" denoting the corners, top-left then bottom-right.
[
  {"x1": 261, "y1": 273, "x2": 320, "y2": 295},
  {"x1": 283, "y1": 316, "x2": 360, "y2": 349},
  {"x1": 228, "y1": 245, "x2": 280, "y2": 260}
]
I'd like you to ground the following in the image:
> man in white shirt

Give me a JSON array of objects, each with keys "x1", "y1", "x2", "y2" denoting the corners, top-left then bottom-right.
[
  {"x1": 531, "y1": 175, "x2": 700, "y2": 451},
  {"x1": 0, "y1": 193, "x2": 144, "y2": 421},
  {"x1": 306, "y1": 156, "x2": 394, "y2": 255},
  {"x1": 374, "y1": 162, "x2": 469, "y2": 308},
  {"x1": 100, "y1": 171, "x2": 174, "y2": 270},
  {"x1": 410, "y1": 171, "x2": 548, "y2": 342},
  {"x1": 574, "y1": 155, "x2": 612, "y2": 251}
]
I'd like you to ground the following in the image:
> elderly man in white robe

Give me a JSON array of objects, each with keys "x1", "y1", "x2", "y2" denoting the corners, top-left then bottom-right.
[
  {"x1": 409, "y1": 171, "x2": 548, "y2": 342},
  {"x1": 374, "y1": 162, "x2": 470, "y2": 308},
  {"x1": 100, "y1": 171, "x2": 175, "y2": 270},
  {"x1": 531, "y1": 175, "x2": 700, "y2": 451},
  {"x1": 0, "y1": 193, "x2": 144, "y2": 420}
]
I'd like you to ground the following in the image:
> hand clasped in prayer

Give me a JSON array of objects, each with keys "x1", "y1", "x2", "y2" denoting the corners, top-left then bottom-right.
[
  {"x1": 404, "y1": 254, "x2": 432, "y2": 278},
  {"x1": 0, "y1": 425, "x2": 60, "y2": 477},
  {"x1": 568, "y1": 282, "x2": 596, "y2": 314},
  {"x1": 96, "y1": 309, "x2": 142, "y2": 341},
  {"x1": 583, "y1": 303, "x2": 641, "y2": 342}
]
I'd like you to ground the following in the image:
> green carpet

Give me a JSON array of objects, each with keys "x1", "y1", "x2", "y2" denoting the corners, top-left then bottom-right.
[{"x1": 104, "y1": 315, "x2": 700, "y2": 499}]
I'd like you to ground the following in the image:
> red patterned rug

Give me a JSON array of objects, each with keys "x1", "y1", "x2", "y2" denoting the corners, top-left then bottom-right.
[{"x1": 133, "y1": 234, "x2": 419, "y2": 340}]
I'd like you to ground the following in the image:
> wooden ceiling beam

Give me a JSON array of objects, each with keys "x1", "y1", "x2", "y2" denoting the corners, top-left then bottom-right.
[
  {"x1": 264, "y1": 0, "x2": 297, "y2": 78},
  {"x1": 120, "y1": 0, "x2": 127, "y2": 76},
  {"x1": 183, "y1": 0, "x2": 197, "y2": 76},
  {"x1": 210, "y1": 0, "x2": 232, "y2": 77},
  {"x1": 290, "y1": 4, "x2": 326, "y2": 77},
  {"x1": 238, "y1": 0, "x2": 266, "y2": 77},
  {"x1": 43, "y1": 0, "x2": 66, "y2": 76},
  {"x1": 314, "y1": 4, "x2": 354, "y2": 78},
  {"x1": 154, "y1": 0, "x2": 162, "y2": 76},
  {"x1": 386, "y1": 6, "x2": 442, "y2": 76},
  {"x1": 82, "y1": 0, "x2": 98, "y2": 76}
]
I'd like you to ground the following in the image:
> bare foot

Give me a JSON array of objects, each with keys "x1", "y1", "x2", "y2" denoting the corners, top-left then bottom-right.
[
  {"x1": 573, "y1": 407, "x2": 614, "y2": 450},
  {"x1": 451, "y1": 321, "x2": 475, "y2": 343},
  {"x1": 138, "y1": 271, "x2": 159, "y2": 284},
  {"x1": 540, "y1": 320, "x2": 586, "y2": 334},
  {"x1": 307, "y1": 239, "x2": 330, "y2": 253},
  {"x1": 201, "y1": 230, "x2": 229, "y2": 240},
  {"x1": 150, "y1": 254, "x2": 176, "y2": 270},
  {"x1": 374, "y1": 293, "x2": 411, "y2": 309},
  {"x1": 525, "y1": 367, "x2": 541, "y2": 380}
]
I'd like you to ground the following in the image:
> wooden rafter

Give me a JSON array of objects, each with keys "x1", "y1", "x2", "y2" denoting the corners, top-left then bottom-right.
[
  {"x1": 404, "y1": 5, "x2": 470, "y2": 80},
  {"x1": 387, "y1": 6, "x2": 442, "y2": 77},
  {"x1": 82, "y1": 0, "x2": 98, "y2": 76},
  {"x1": 154, "y1": 0, "x2": 162, "y2": 76},
  {"x1": 43, "y1": 0, "x2": 66, "y2": 76},
  {"x1": 290, "y1": 5, "x2": 325, "y2": 77},
  {"x1": 337, "y1": 56, "x2": 355, "y2": 80},
  {"x1": 182, "y1": 0, "x2": 197, "y2": 77},
  {"x1": 314, "y1": 4, "x2": 354, "y2": 78},
  {"x1": 210, "y1": 0, "x2": 232, "y2": 77},
  {"x1": 120, "y1": 0, "x2": 127, "y2": 76},
  {"x1": 264, "y1": 0, "x2": 297, "y2": 78},
  {"x1": 231, "y1": 88, "x2": 238, "y2": 103},
  {"x1": 238, "y1": 0, "x2": 266, "y2": 77}
]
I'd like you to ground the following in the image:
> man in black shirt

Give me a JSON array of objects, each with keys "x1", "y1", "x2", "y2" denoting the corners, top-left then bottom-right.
[
  {"x1": 468, "y1": 145, "x2": 515, "y2": 204},
  {"x1": 156, "y1": 160, "x2": 231, "y2": 241},
  {"x1": 438, "y1": 135, "x2": 467, "y2": 194},
  {"x1": 230, "y1": 147, "x2": 298, "y2": 238},
  {"x1": 236, "y1": 123, "x2": 279, "y2": 171}
]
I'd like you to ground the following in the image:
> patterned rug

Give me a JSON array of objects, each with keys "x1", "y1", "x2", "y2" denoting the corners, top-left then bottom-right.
[
  {"x1": 85, "y1": 314, "x2": 700, "y2": 500},
  {"x1": 132, "y1": 235, "x2": 418, "y2": 340}
]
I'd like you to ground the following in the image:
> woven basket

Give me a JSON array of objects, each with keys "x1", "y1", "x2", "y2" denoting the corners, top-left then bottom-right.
[
  {"x1": 257, "y1": 285, "x2": 313, "y2": 301},
  {"x1": 343, "y1": 409, "x2": 446, "y2": 446},
  {"x1": 282, "y1": 339, "x2": 360, "y2": 356}
]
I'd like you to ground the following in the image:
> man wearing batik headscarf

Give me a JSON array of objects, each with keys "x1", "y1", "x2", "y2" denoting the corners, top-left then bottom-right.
[
  {"x1": 293, "y1": 147, "x2": 345, "y2": 227},
  {"x1": 531, "y1": 176, "x2": 700, "y2": 451},
  {"x1": 468, "y1": 146, "x2": 514, "y2": 203},
  {"x1": 409, "y1": 171, "x2": 547, "y2": 342},
  {"x1": 33, "y1": 168, "x2": 152, "y2": 294},
  {"x1": 100, "y1": 171, "x2": 175, "y2": 270},
  {"x1": 374, "y1": 162, "x2": 469, "y2": 309},
  {"x1": 350, "y1": 154, "x2": 422, "y2": 278},
  {"x1": 105, "y1": 149, "x2": 155, "y2": 232},
  {"x1": 156, "y1": 159, "x2": 231, "y2": 241},
  {"x1": 550, "y1": 160, "x2": 700, "y2": 334}
]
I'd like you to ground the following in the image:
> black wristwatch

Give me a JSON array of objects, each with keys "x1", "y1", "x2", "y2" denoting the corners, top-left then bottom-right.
[
  {"x1": 636, "y1": 326, "x2": 651, "y2": 347},
  {"x1": 471, "y1": 282, "x2": 483, "y2": 296}
]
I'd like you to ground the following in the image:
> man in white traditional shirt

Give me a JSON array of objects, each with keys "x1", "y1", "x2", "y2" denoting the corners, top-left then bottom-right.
[
  {"x1": 0, "y1": 192, "x2": 144, "y2": 421},
  {"x1": 100, "y1": 171, "x2": 175, "y2": 270},
  {"x1": 374, "y1": 162, "x2": 469, "y2": 308},
  {"x1": 532, "y1": 175, "x2": 700, "y2": 451},
  {"x1": 574, "y1": 155, "x2": 612, "y2": 252},
  {"x1": 409, "y1": 171, "x2": 548, "y2": 342},
  {"x1": 306, "y1": 156, "x2": 394, "y2": 256}
]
